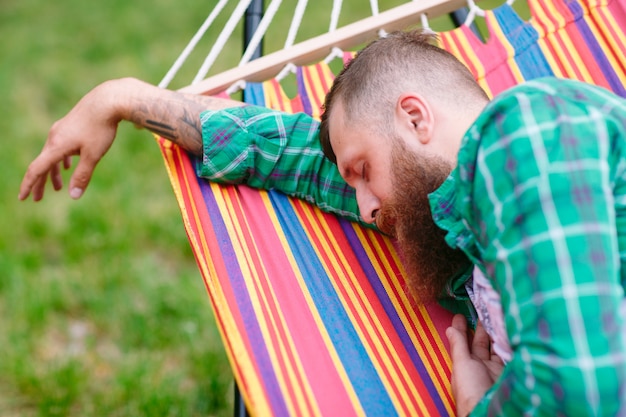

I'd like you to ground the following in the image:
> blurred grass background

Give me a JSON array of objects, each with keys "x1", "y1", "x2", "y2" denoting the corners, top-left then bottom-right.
[
  {"x1": 0, "y1": 0, "x2": 518, "y2": 415},
  {"x1": 1, "y1": 1, "x2": 240, "y2": 416}
]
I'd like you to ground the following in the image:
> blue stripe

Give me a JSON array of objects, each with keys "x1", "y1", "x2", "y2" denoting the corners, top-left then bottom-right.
[
  {"x1": 339, "y1": 220, "x2": 453, "y2": 417},
  {"x1": 493, "y1": 3, "x2": 554, "y2": 81},
  {"x1": 268, "y1": 190, "x2": 397, "y2": 416},
  {"x1": 244, "y1": 82, "x2": 266, "y2": 106}
]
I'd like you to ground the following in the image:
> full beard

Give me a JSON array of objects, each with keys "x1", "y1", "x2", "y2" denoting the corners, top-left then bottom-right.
[{"x1": 376, "y1": 141, "x2": 470, "y2": 304}]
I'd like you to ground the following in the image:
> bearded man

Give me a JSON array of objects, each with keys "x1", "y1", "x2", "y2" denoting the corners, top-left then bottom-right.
[{"x1": 21, "y1": 30, "x2": 626, "y2": 416}]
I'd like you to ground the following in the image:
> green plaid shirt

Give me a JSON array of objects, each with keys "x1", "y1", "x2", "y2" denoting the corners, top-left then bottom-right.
[
  {"x1": 198, "y1": 77, "x2": 626, "y2": 415},
  {"x1": 197, "y1": 106, "x2": 362, "y2": 223},
  {"x1": 433, "y1": 78, "x2": 626, "y2": 415}
]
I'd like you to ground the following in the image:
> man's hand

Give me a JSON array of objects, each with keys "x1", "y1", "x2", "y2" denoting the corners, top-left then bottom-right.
[
  {"x1": 19, "y1": 79, "x2": 126, "y2": 201},
  {"x1": 19, "y1": 77, "x2": 244, "y2": 202},
  {"x1": 446, "y1": 314, "x2": 504, "y2": 416}
]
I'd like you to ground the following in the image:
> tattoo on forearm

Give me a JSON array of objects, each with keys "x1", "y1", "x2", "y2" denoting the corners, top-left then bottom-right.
[
  {"x1": 131, "y1": 97, "x2": 205, "y2": 155},
  {"x1": 181, "y1": 108, "x2": 202, "y2": 142},
  {"x1": 145, "y1": 119, "x2": 176, "y2": 140},
  {"x1": 131, "y1": 89, "x2": 242, "y2": 155}
]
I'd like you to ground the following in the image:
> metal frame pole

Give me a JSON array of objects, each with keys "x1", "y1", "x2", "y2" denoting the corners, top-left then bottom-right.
[
  {"x1": 234, "y1": 2, "x2": 264, "y2": 414},
  {"x1": 243, "y1": 0, "x2": 265, "y2": 101}
]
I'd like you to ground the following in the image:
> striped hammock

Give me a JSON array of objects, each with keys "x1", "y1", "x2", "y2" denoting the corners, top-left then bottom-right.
[{"x1": 156, "y1": 0, "x2": 626, "y2": 415}]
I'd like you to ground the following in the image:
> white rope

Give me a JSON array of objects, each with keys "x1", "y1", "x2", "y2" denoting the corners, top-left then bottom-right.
[
  {"x1": 328, "y1": 0, "x2": 343, "y2": 32},
  {"x1": 284, "y1": 0, "x2": 309, "y2": 48},
  {"x1": 463, "y1": 0, "x2": 485, "y2": 27},
  {"x1": 192, "y1": 0, "x2": 254, "y2": 85},
  {"x1": 158, "y1": 0, "x2": 230, "y2": 88},
  {"x1": 420, "y1": 13, "x2": 436, "y2": 35},
  {"x1": 239, "y1": 0, "x2": 284, "y2": 66},
  {"x1": 225, "y1": 79, "x2": 247, "y2": 95},
  {"x1": 275, "y1": 62, "x2": 297, "y2": 81},
  {"x1": 369, "y1": 0, "x2": 379, "y2": 16},
  {"x1": 323, "y1": 46, "x2": 344, "y2": 63}
]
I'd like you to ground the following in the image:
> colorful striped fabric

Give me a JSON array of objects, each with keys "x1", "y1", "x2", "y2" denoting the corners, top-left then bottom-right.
[
  {"x1": 157, "y1": 0, "x2": 626, "y2": 415},
  {"x1": 439, "y1": 0, "x2": 626, "y2": 99}
]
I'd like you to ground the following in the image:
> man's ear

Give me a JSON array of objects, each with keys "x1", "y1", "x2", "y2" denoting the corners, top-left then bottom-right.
[{"x1": 396, "y1": 93, "x2": 434, "y2": 145}]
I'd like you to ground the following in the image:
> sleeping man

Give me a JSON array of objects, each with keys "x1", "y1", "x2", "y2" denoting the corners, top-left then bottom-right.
[{"x1": 20, "y1": 30, "x2": 626, "y2": 415}]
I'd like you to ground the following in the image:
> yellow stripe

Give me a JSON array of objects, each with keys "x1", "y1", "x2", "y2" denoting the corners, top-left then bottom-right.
[
  {"x1": 293, "y1": 65, "x2": 426, "y2": 415},
  {"x1": 559, "y1": 6, "x2": 597, "y2": 83},
  {"x1": 353, "y1": 230, "x2": 436, "y2": 407},
  {"x1": 534, "y1": 26, "x2": 567, "y2": 78},
  {"x1": 259, "y1": 192, "x2": 329, "y2": 417},
  {"x1": 285, "y1": 200, "x2": 367, "y2": 416},
  {"x1": 219, "y1": 188, "x2": 316, "y2": 415},
  {"x1": 259, "y1": 77, "x2": 364, "y2": 415},
  {"x1": 215, "y1": 187, "x2": 303, "y2": 416},
  {"x1": 585, "y1": 4, "x2": 626, "y2": 84},
  {"x1": 157, "y1": 138, "x2": 271, "y2": 415},
  {"x1": 301, "y1": 208, "x2": 427, "y2": 416},
  {"x1": 304, "y1": 63, "x2": 333, "y2": 120},
  {"x1": 440, "y1": 30, "x2": 493, "y2": 98},
  {"x1": 533, "y1": 0, "x2": 597, "y2": 83},
  {"x1": 207, "y1": 184, "x2": 279, "y2": 416},
  {"x1": 294, "y1": 204, "x2": 370, "y2": 416},
  {"x1": 263, "y1": 80, "x2": 294, "y2": 113},
  {"x1": 355, "y1": 226, "x2": 455, "y2": 416},
  {"x1": 531, "y1": 8, "x2": 569, "y2": 79}
]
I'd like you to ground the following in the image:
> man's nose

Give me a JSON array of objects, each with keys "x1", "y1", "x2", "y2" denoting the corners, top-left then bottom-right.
[{"x1": 356, "y1": 186, "x2": 381, "y2": 224}]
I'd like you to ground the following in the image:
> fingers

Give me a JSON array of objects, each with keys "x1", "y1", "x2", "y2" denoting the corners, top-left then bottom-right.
[
  {"x1": 471, "y1": 321, "x2": 493, "y2": 361},
  {"x1": 446, "y1": 314, "x2": 471, "y2": 363},
  {"x1": 51, "y1": 162, "x2": 63, "y2": 191},
  {"x1": 30, "y1": 172, "x2": 48, "y2": 202},
  {"x1": 19, "y1": 141, "x2": 73, "y2": 200},
  {"x1": 20, "y1": 154, "x2": 94, "y2": 201},
  {"x1": 67, "y1": 155, "x2": 98, "y2": 199},
  {"x1": 20, "y1": 119, "x2": 99, "y2": 201},
  {"x1": 19, "y1": 156, "x2": 52, "y2": 201}
]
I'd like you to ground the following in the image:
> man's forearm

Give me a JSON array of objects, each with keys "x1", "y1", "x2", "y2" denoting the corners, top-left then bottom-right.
[
  {"x1": 19, "y1": 77, "x2": 245, "y2": 202},
  {"x1": 112, "y1": 78, "x2": 244, "y2": 155}
]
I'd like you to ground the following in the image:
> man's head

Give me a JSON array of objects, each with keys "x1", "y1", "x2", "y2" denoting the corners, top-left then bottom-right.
[{"x1": 319, "y1": 30, "x2": 487, "y2": 302}]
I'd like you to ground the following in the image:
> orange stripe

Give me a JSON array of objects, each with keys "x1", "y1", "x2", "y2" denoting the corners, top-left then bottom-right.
[
  {"x1": 300, "y1": 207, "x2": 440, "y2": 415},
  {"x1": 220, "y1": 187, "x2": 318, "y2": 416},
  {"x1": 299, "y1": 207, "x2": 410, "y2": 413},
  {"x1": 303, "y1": 62, "x2": 334, "y2": 119},
  {"x1": 156, "y1": 138, "x2": 273, "y2": 415},
  {"x1": 263, "y1": 78, "x2": 293, "y2": 113},
  {"x1": 280, "y1": 199, "x2": 364, "y2": 416},
  {"x1": 586, "y1": 1, "x2": 626, "y2": 84},
  {"x1": 440, "y1": 28, "x2": 494, "y2": 98},
  {"x1": 357, "y1": 227, "x2": 455, "y2": 415}
]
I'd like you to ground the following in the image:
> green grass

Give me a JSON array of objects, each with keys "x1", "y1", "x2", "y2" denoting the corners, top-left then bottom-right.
[
  {"x1": 1, "y1": 1, "x2": 240, "y2": 416},
  {"x1": 1, "y1": 0, "x2": 523, "y2": 415}
]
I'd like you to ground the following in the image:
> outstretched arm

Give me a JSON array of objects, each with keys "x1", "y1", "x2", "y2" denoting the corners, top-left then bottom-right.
[{"x1": 19, "y1": 77, "x2": 243, "y2": 201}]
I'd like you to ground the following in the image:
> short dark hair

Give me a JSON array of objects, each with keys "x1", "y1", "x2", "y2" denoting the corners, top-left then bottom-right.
[{"x1": 319, "y1": 29, "x2": 488, "y2": 163}]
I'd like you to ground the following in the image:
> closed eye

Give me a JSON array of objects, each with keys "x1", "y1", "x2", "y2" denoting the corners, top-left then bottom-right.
[{"x1": 362, "y1": 162, "x2": 369, "y2": 182}]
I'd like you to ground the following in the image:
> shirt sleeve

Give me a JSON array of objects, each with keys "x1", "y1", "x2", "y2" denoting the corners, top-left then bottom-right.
[
  {"x1": 464, "y1": 86, "x2": 626, "y2": 415},
  {"x1": 196, "y1": 105, "x2": 365, "y2": 225}
]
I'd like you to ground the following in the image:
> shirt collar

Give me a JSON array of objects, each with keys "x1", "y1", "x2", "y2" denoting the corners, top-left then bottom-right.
[
  {"x1": 428, "y1": 170, "x2": 479, "y2": 303},
  {"x1": 428, "y1": 172, "x2": 469, "y2": 251}
]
